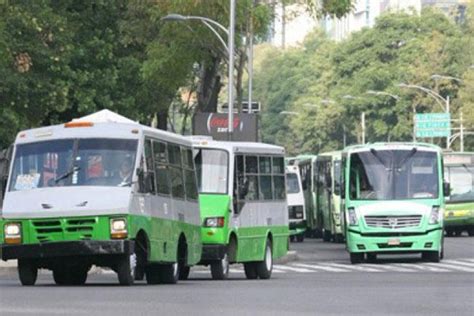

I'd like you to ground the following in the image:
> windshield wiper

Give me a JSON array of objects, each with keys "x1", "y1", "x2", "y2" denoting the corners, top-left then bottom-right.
[
  {"x1": 55, "y1": 166, "x2": 80, "y2": 183},
  {"x1": 370, "y1": 149, "x2": 390, "y2": 170}
]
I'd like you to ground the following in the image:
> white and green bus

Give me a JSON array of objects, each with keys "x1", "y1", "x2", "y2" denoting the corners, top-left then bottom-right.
[
  {"x1": 0, "y1": 111, "x2": 202, "y2": 285},
  {"x1": 192, "y1": 139, "x2": 289, "y2": 280},
  {"x1": 286, "y1": 164, "x2": 306, "y2": 242},
  {"x1": 338, "y1": 143, "x2": 448, "y2": 264}
]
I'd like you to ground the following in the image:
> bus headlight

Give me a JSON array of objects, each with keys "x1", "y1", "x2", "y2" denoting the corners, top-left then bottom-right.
[
  {"x1": 348, "y1": 207, "x2": 358, "y2": 226},
  {"x1": 204, "y1": 217, "x2": 225, "y2": 228},
  {"x1": 428, "y1": 206, "x2": 441, "y2": 225},
  {"x1": 4, "y1": 223, "x2": 22, "y2": 244},
  {"x1": 110, "y1": 218, "x2": 128, "y2": 239}
]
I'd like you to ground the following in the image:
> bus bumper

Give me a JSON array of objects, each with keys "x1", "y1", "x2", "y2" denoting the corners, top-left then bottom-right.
[
  {"x1": 199, "y1": 244, "x2": 227, "y2": 263},
  {"x1": 346, "y1": 228, "x2": 443, "y2": 253},
  {"x1": 1, "y1": 240, "x2": 133, "y2": 261}
]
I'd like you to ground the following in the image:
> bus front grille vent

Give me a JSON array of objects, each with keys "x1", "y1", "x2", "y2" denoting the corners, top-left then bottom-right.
[{"x1": 365, "y1": 215, "x2": 422, "y2": 229}]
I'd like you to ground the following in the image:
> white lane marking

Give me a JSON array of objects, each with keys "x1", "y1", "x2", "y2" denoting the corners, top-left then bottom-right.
[
  {"x1": 363, "y1": 264, "x2": 415, "y2": 273},
  {"x1": 272, "y1": 268, "x2": 285, "y2": 273},
  {"x1": 291, "y1": 263, "x2": 349, "y2": 272},
  {"x1": 423, "y1": 262, "x2": 474, "y2": 273},
  {"x1": 395, "y1": 263, "x2": 449, "y2": 272},
  {"x1": 462, "y1": 258, "x2": 474, "y2": 263},
  {"x1": 273, "y1": 265, "x2": 314, "y2": 273},
  {"x1": 323, "y1": 263, "x2": 382, "y2": 272},
  {"x1": 229, "y1": 268, "x2": 242, "y2": 274},
  {"x1": 442, "y1": 259, "x2": 474, "y2": 268}
]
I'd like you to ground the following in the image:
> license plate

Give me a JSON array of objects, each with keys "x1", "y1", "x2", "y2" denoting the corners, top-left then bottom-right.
[{"x1": 388, "y1": 238, "x2": 400, "y2": 246}]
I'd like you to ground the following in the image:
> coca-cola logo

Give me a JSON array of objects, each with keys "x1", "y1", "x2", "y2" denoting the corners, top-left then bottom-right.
[{"x1": 207, "y1": 114, "x2": 243, "y2": 133}]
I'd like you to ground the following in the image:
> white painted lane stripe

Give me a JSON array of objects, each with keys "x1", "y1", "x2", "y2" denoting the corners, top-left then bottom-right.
[
  {"x1": 273, "y1": 265, "x2": 314, "y2": 273},
  {"x1": 462, "y1": 258, "x2": 474, "y2": 263},
  {"x1": 443, "y1": 260, "x2": 474, "y2": 268},
  {"x1": 395, "y1": 263, "x2": 449, "y2": 272},
  {"x1": 291, "y1": 263, "x2": 349, "y2": 272},
  {"x1": 323, "y1": 263, "x2": 382, "y2": 272},
  {"x1": 423, "y1": 263, "x2": 474, "y2": 272},
  {"x1": 362, "y1": 264, "x2": 415, "y2": 273}
]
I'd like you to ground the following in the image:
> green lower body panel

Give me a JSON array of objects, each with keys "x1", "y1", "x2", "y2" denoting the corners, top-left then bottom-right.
[
  {"x1": 235, "y1": 225, "x2": 288, "y2": 262},
  {"x1": 346, "y1": 228, "x2": 443, "y2": 253}
]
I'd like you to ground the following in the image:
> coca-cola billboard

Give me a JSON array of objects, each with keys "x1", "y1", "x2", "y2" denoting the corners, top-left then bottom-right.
[{"x1": 193, "y1": 113, "x2": 258, "y2": 141}]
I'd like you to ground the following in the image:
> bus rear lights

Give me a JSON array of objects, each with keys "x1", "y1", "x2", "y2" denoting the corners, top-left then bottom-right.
[
  {"x1": 64, "y1": 121, "x2": 94, "y2": 128},
  {"x1": 428, "y1": 206, "x2": 441, "y2": 225},
  {"x1": 424, "y1": 242, "x2": 433, "y2": 248},
  {"x1": 348, "y1": 207, "x2": 358, "y2": 226},
  {"x1": 204, "y1": 217, "x2": 225, "y2": 228},
  {"x1": 110, "y1": 218, "x2": 128, "y2": 239},
  {"x1": 4, "y1": 223, "x2": 22, "y2": 244}
]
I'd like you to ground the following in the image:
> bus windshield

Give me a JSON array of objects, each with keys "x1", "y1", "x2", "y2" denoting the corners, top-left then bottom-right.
[
  {"x1": 286, "y1": 173, "x2": 300, "y2": 194},
  {"x1": 349, "y1": 149, "x2": 439, "y2": 200},
  {"x1": 195, "y1": 149, "x2": 228, "y2": 194},
  {"x1": 445, "y1": 165, "x2": 474, "y2": 203},
  {"x1": 9, "y1": 138, "x2": 137, "y2": 191}
]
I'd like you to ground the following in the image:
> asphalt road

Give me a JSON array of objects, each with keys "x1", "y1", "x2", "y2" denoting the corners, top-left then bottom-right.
[{"x1": 1, "y1": 236, "x2": 473, "y2": 316}]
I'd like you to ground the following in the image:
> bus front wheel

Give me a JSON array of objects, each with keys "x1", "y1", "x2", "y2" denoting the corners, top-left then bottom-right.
[
  {"x1": 18, "y1": 259, "x2": 37, "y2": 286},
  {"x1": 349, "y1": 253, "x2": 364, "y2": 264},
  {"x1": 256, "y1": 239, "x2": 273, "y2": 279},
  {"x1": 210, "y1": 253, "x2": 229, "y2": 280},
  {"x1": 117, "y1": 253, "x2": 136, "y2": 286}
]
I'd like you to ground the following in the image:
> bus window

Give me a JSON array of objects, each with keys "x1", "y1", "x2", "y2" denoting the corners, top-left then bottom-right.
[
  {"x1": 168, "y1": 144, "x2": 184, "y2": 199},
  {"x1": 183, "y1": 148, "x2": 198, "y2": 200},
  {"x1": 153, "y1": 141, "x2": 170, "y2": 195},
  {"x1": 245, "y1": 156, "x2": 259, "y2": 200},
  {"x1": 143, "y1": 139, "x2": 156, "y2": 194},
  {"x1": 273, "y1": 157, "x2": 286, "y2": 200},
  {"x1": 259, "y1": 156, "x2": 273, "y2": 200}
]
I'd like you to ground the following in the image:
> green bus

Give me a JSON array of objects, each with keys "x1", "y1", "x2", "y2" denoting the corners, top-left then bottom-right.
[
  {"x1": 443, "y1": 152, "x2": 474, "y2": 236},
  {"x1": 192, "y1": 139, "x2": 289, "y2": 280},
  {"x1": 0, "y1": 111, "x2": 202, "y2": 285},
  {"x1": 314, "y1": 151, "x2": 344, "y2": 243},
  {"x1": 338, "y1": 143, "x2": 448, "y2": 264}
]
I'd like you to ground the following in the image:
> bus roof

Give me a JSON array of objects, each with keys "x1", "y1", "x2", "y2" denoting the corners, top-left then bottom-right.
[
  {"x1": 14, "y1": 112, "x2": 194, "y2": 147},
  {"x1": 342, "y1": 142, "x2": 441, "y2": 154},
  {"x1": 192, "y1": 139, "x2": 285, "y2": 155}
]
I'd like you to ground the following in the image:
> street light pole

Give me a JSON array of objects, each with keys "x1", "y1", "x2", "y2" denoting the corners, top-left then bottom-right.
[{"x1": 228, "y1": 0, "x2": 235, "y2": 140}]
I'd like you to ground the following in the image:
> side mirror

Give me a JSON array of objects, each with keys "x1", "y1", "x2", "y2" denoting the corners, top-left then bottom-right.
[{"x1": 443, "y1": 182, "x2": 450, "y2": 197}]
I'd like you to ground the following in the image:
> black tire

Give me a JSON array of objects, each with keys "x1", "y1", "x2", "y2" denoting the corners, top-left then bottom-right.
[
  {"x1": 146, "y1": 264, "x2": 161, "y2": 284},
  {"x1": 422, "y1": 251, "x2": 440, "y2": 263},
  {"x1": 117, "y1": 253, "x2": 136, "y2": 286},
  {"x1": 210, "y1": 253, "x2": 229, "y2": 280},
  {"x1": 350, "y1": 253, "x2": 364, "y2": 264},
  {"x1": 366, "y1": 253, "x2": 377, "y2": 263},
  {"x1": 159, "y1": 263, "x2": 179, "y2": 284},
  {"x1": 53, "y1": 269, "x2": 69, "y2": 285},
  {"x1": 289, "y1": 235, "x2": 295, "y2": 242},
  {"x1": 454, "y1": 229, "x2": 463, "y2": 237},
  {"x1": 243, "y1": 262, "x2": 258, "y2": 279},
  {"x1": 445, "y1": 229, "x2": 454, "y2": 237},
  {"x1": 322, "y1": 229, "x2": 332, "y2": 242},
  {"x1": 179, "y1": 266, "x2": 190, "y2": 280},
  {"x1": 334, "y1": 234, "x2": 344, "y2": 243},
  {"x1": 256, "y1": 240, "x2": 273, "y2": 280},
  {"x1": 296, "y1": 234, "x2": 304, "y2": 243},
  {"x1": 53, "y1": 268, "x2": 88, "y2": 285},
  {"x1": 18, "y1": 259, "x2": 37, "y2": 286},
  {"x1": 468, "y1": 227, "x2": 474, "y2": 237}
]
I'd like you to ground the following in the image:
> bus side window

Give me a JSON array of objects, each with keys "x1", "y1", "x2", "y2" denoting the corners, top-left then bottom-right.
[
  {"x1": 141, "y1": 139, "x2": 155, "y2": 194},
  {"x1": 153, "y1": 141, "x2": 169, "y2": 195},
  {"x1": 182, "y1": 147, "x2": 198, "y2": 201},
  {"x1": 273, "y1": 156, "x2": 286, "y2": 200},
  {"x1": 168, "y1": 143, "x2": 185, "y2": 199},
  {"x1": 259, "y1": 156, "x2": 273, "y2": 200},
  {"x1": 245, "y1": 156, "x2": 259, "y2": 201},
  {"x1": 234, "y1": 155, "x2": 245, "y2": 213}
]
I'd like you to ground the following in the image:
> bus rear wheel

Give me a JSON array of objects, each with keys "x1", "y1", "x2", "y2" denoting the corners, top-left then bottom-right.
[
  {"x1": 349, "y1": 253, "x2": 364, "y2": 264},
  {"x1": 53, "y1": 267, "x2": 88, "y2": 285},
  {"x1": 244, "y1": 263, "x2": 258, "y2": 279},
  {"x1": 18, "y1": 259, "x2": 37, "y2": 286},
  {"x1": 210, "y1": 253, "x2": 229, "y2": 280},
  {"x1": 179, "y1": 266, "x2": 190, "y2": 280},
  {"x1": 159, "y1": 263, "x2": 179, "y2": 284},
  {"x1": 256, "y1": 239, "x2": 273, "y2": 279}
]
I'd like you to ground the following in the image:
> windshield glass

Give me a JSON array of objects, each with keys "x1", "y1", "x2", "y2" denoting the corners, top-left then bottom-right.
[
  {"x1": 349, "y1": 149, "x2": 439, "y2": 200},
  {"x1": 194, "y1": 149, "x2": 228, "y2": 194},
  {"x1": 286, "y1": 173, "x2": 300, "y2": 194},
  {"x1": 9, "y1": 138, "x2": 137, "y2": 191},
  {"x1": 445, "y1": 166, "x2": 474, "y2": 203}
]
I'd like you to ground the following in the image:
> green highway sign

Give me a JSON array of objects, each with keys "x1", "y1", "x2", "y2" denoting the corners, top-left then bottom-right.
[{"x1": 415, "y1": 113, "x2": 451, "y2": 138}]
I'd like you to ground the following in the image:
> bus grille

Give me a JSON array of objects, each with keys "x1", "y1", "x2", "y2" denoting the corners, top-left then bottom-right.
[
  {"x1": 364, "y1": 215, "x2": 422, "y2": 229},
  {"x1": 32, "y1": 218, "x2": 97, "y2": 242}
]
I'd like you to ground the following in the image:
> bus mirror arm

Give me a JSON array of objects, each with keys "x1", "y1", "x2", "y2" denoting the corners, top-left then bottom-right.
[{"x1": 443, "y1": 182, "x2": 450, "y2": 197}]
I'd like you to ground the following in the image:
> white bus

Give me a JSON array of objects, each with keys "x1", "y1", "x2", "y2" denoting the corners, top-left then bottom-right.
[
  {"x1": 192, "y1": 139, "x2": 289, "y2": 280},
  {"x1": 286, "y1": 165, "x2": 306, "y2": 242},
  {"x1": 0, "y1": 111, "x2": 202, "y2": 285}
]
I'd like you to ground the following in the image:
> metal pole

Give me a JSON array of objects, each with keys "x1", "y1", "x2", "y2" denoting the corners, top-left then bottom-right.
[
  {"x1": 361, "y1": 112, "x2": 366, "y2": 144},
  {"x1": 228, "y1": 0, "x2": 235, "y2": 140},
  {"x1": 248, "y1": 27, "x2": 253, "y2": 114},
  {"x1": 460, "y1": 111, "x2": 464, "y2": 152},
  {"x1": 413, "y1": 106, "x2": 417, "y2": 142},
  {"x1": 446, "y1": 95, "x2": 450, "y2": 149}
]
